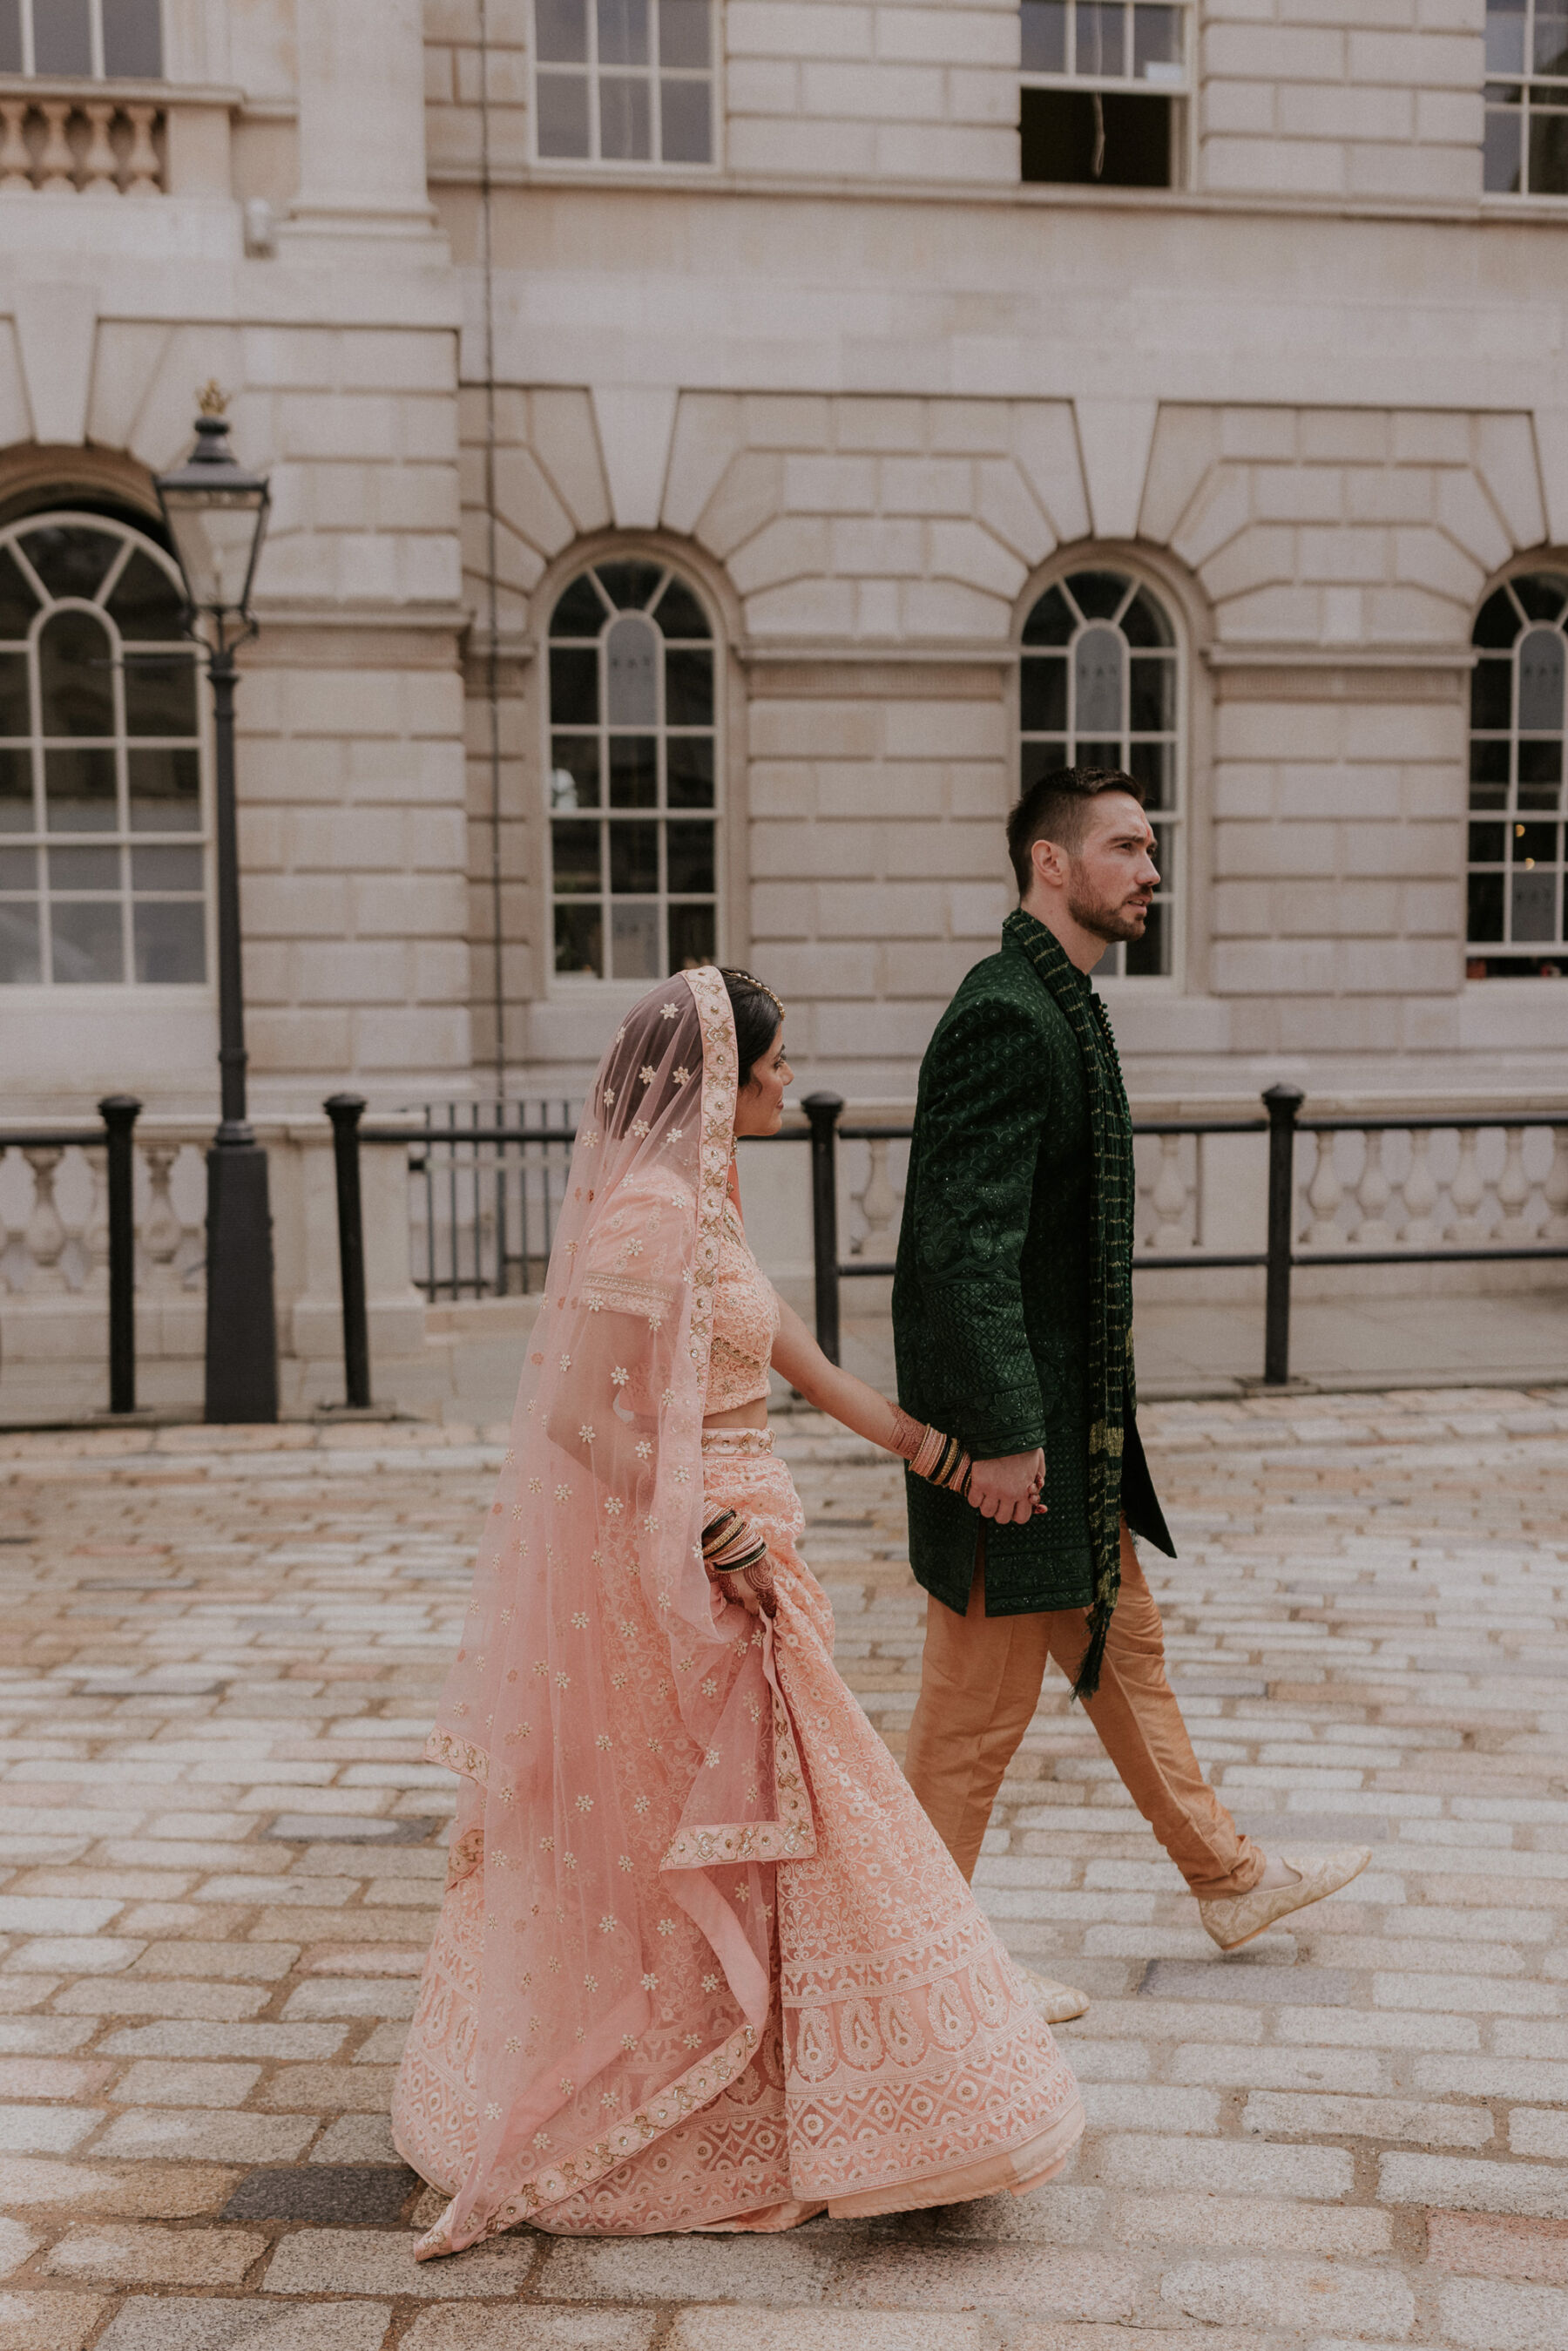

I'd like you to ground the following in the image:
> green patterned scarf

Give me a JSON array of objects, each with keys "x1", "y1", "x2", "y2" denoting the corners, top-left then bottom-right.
[{"x1": 1004, "y1": 909, "x2": 1134, "y2": 1701}]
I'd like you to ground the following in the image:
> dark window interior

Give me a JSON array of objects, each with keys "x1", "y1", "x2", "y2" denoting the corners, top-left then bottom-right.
[{"x1": 1020, "y1": 87, "x2": 1173, "y2": 187}]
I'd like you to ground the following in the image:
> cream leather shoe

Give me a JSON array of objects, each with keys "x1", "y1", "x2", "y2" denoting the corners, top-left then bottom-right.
[
  {"x1": 1199, "y1": 1846, "x2": 1372, "y2": 1954},
  {"x1": 1016, "y1": 1962, "x2": 1090, "y2": 2023}
]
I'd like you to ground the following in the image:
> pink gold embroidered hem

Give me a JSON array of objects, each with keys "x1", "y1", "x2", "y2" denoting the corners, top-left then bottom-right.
[{"x1": 825, "y1": 2096, "x2": 1086, "y2": 2218}]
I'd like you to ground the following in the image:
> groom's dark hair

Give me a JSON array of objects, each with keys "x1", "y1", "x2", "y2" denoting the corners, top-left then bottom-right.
[{"x1": 1006, "y1": 765, "x2": 1145, "y2": 895}]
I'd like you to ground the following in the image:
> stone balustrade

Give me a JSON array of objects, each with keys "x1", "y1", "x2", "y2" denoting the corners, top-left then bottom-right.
[{"x1": 0, "y1": 89, "x2": 165, "y2": 194}]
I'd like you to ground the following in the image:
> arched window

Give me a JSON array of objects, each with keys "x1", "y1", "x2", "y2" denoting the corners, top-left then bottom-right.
[
  {"x1": 1018, "y1": 566, "x2": 1181, "y2": 978},
  {"x1": 1469, "y1": 571, "x2": 1568, "y2": 979},
  {"x1": 0, "y1": 512, "x2": 205, "y2": 988},
  {"x1": 545, "y1": 559, "x2": 717, "y2": 982}
]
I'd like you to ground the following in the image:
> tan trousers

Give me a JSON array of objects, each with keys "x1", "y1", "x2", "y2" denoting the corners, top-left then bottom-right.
[{"x1": 903, "y1": 1522, "x2": 1265, "y2": 1900}]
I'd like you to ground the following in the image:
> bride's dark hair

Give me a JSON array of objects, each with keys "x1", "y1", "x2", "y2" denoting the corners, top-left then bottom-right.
[{"x1": 720, "y1": 967, "x2": 784, "y2": 1086}]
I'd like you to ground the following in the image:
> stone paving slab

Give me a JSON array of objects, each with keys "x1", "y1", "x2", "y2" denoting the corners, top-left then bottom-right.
[{"x1": 1, "y1": 1386, "x2": 1568, "y2": 2346}]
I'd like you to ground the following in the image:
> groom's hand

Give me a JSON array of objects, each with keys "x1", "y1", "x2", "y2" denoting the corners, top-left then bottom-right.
[{"x1": 967, "y1": 1448, "x2": 1045, "y2": 1525}]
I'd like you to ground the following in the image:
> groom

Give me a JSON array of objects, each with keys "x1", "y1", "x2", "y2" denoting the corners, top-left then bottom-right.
[{"x1": 893, "y1": 767, "x2": 1368, "y2": 2009}]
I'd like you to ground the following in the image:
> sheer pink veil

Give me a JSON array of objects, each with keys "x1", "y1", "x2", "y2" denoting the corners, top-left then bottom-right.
[{"x1": 413, "y1": 965, "x2": 812, "y2": 2253}]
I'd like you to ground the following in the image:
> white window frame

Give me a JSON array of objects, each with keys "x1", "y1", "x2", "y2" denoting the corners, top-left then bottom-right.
[
  {"x1": 531, "y1": 0, "x2": 720, "y2": 173},
  {"x1": 0, "y1": 511, "x2": 210, "y2": 996},
  {"x1": 1017, "y1": 561, "x2": 1185, "y2": 987},
  {"x1": 1019, "y1": 0, "x2": 1193, "y2": 189},
  {"x1": 1465, "y1": 568, "x2": 1568, "y2": 976},
  {"x1": 2, "y1": 0, "x2": 165, "y2": 80},
  {"x1": 1484, "y1": 0, "x2": 1568, "y2": 200},
  {"x1": 543, "y1": 557, "x2": 723, "y2": 994}
]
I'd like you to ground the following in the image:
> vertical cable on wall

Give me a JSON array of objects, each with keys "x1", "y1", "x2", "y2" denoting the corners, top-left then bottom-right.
[{"x1": 477, "y1": 0, "x2": 506, "y2": 1098}]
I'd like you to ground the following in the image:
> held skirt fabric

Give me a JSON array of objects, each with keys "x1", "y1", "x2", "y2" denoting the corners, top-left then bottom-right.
[{"x1": 392, "y1": 1429, "x2": 1083, "y2": 2233}]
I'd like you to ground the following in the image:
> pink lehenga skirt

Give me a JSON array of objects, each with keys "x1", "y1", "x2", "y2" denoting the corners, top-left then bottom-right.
[{"x1": 392, "y1": 1428, "x2": 1083, "y2": 2235}]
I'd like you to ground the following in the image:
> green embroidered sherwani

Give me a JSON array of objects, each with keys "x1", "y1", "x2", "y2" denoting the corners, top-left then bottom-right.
[{"x1": 893, "y1": 910, "x2": 1173, "y2": 1624}]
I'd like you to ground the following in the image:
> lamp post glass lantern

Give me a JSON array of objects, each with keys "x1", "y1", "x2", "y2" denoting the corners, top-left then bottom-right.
[{"x1": 155, "y1": 388, "x2": 277, "y2": 1425}]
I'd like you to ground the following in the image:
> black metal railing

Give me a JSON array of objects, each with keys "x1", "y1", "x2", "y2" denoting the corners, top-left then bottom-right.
[
  {"x1": 0, "y1": 1096, "x2": 141, "y2": 1415},
  {"x1": 324, "y1": 1086, "x2": 1567, "y2": 1409}
]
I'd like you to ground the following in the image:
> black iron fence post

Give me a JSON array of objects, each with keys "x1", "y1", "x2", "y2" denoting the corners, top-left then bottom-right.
[
  {"x1": 325, "y1": 1094, "x2": 371, "y2": 1410},
  {"x1": 1262, "y1": 1083, "x2": 1304, "y2": 1386},
  {"x1": 98, "y1": 1094, "x2": 141, "y2": 1414},
  {"x1": 801, "y1": 1092, "x2": 844, "y2": 1365}
]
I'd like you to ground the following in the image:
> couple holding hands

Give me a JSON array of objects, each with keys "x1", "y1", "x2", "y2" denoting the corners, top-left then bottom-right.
[{"x1": 392, "y1": 766, "x2": 1369, "y2": 2249}]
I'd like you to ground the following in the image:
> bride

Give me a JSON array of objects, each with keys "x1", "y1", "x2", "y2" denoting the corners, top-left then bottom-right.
[{"x1": 393, "y1": 965, "x2": 1084, "y2": 2246}]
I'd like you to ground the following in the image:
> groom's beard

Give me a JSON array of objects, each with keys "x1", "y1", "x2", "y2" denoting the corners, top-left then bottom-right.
[{"x1": 1065, "y1": 861, "x2": 1153, "y2": 944}]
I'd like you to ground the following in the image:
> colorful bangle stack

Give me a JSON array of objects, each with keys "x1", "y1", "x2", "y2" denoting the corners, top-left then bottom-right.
[
  {"x1": 909, "y1": 1422, "x2": 972, "y2": 1498},
  {"x1": 701, "y1": 1507, "x2": 769, "y2": 1581}
]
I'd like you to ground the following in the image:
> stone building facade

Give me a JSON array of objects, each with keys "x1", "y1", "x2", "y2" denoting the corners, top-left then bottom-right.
[{"x1": 1, "y1": 2, "x2": 1565, "y2": 1406}]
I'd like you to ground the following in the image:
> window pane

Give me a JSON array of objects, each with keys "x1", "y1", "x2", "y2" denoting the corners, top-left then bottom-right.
[
  {"x1": 125, "y1": 655, "x2": 198, "y2": 737},
  {"x1": 551, "y1": 818, "x2": 602, "y2": 893},
  {"x1": 0, "y1": 748, "x2": 31, "y2": 829},
  {"x1": 0, "y1": 903, "x2": 40, "y2": 985},
  {"x1": 537, "y1": 0, "x2": 589, "y2": 63},
  {"x1": 550, "y1": 736, "x2": 601, "y2": 810},
  {"x1": 606, "y1": 615, "x2": 659, "y2": 725},
  {"x1": 0, "y1": 548, "x2": 37, "y2": 636},
  {"x1": 1519, "y1": 628, "x2": 1565, "y2": 729},
  {"x1": 1468, "y1": 870, "x2": 1505, "y2": 941},
  {"x1": 667, "y1": 737, "x2": 714, "y2": 807},
  {"x1": 610, "y1": 820, "x2": 659, "y2": 893},
  {"x1": 1066, "y1": 569, "x2": 1128, "y2": 620},
  {"x1": 549, "y1": 646, "x2": 598, "y2": 725},
  {"x1": 537, "y1": 71, "x2": 591, "y2": 156},
  {"x1": 1021, "y1": 738, "x2": 1068, "y2": 791},
  {"x1": 610, "y1": 900, "x2": 660, "y2": 978},
  {"x1": 1536, "y1": 0, "x2": 1568, "y2": 74},
  {"x1": 598, "y1": 0, "x2": 651, "y2": 66},
  {"x1": 666, "y1": 819, "x2": 714, "y2": 894},
  {"x1": 1021, "y1": 656, "x2": 1067, "y2": 734},
  {"x1": 129, "y1": 747, "x2": 200, "y2": 830},
  {"x1": 651, "y1": 578, "x2": 710, "y2": 638},
  {"x1": 597, "y1": 560, "x2": 663, "y2": 609},
  {"x1": 51, "y1": 900, "x2": 125, "y2": 984},
  {"x1": 1529, "y1": 109, "x2": 1568, "y2": 193},
  {"x1": 1078, "y1": 738, "x2": 1121, "y2": 771},
  {"x1": 1514, "y1": 571, "x2": 1568, "y2": 619},
  {"x1": 1488, "y1": 0, "x2": 1526, "y2": 78},
  {"x1": 133, "y1": 900, "x2": 205, "y2": 984},
  {"x1": 665, "y1": 647, "x2": 713, "y2": 725},
  {"x1": 106, "y1": 550, "x2": 187, "y2": 641},
  {"x1": 32, "y1": 0, "x2": 92, "y2": 77},
  {"x1": 0, "y1": 2, "x2": 18, "y2": 73},
  {"x1": 45, "y1": 748, "x2": 116, "y2": 830},
  {"x1": 1134, "y1": 4, "x2": 1182, "y2": 81},
  {"x1": 131, "y1": 844, "x2": 202, "y2": 891},
  {"x1": 19, "y1": 526, "x2": 118, "y2": 603},
  {"x1": 668, "y1": 901, "x2": 714, "y2": 969},
  {"x1": 1470, "y1": 657, "x2": 1512, "y2": 729},
  {"x1": 599, "y1": 75, "x2": 652, "y2": 159},
  {"x1": 0, "y1": 653, "x2": 27, "y2": 736},
  {"x1": 660, "y1": 77, "x2": 711, "y2": 163},
  {"x1": 1077, "y1": 0, "x2": 1125, "y2": 76},
  {"x1": 551, "y1": 573, "x2": 607, "y2": 635},
  {"x1": 1473, "y1": 586, "x2": 1521, "y2": 647},
  {"x1": 659, "y1": 0, "x2": 710, "y2": 69},
  {"x1": 51, "y1": 845, "x2": 120, "y2": 891},
  {"x1": 1129, "y1": 654, "x2": 1175, "y2": 733},
  {"x1": 1022, "y1": 585, "x2": 1075, "y2": 646},
  {"x1": 1511, "y1": 867, "x2": 1558, "y2": 939},
  {"x1": 555, "y1": 902, "x2": 603, "y2": 976},
  {"x1": 1470, "y1": 737, "x2": 1509, "y2": 803},
  {"x1": 1470, "y1": 821, "x2": 1507, "y2": 863},
  {"x1": 1121, "y1": 586, "x2": 1174, "y2": 647},
  {"x1": 40, "y1": 612, "x2": 113, "y2": 736},
  {"x1": 103, "y1": 0, "x2": 165, "y2": 76},
  {"x1": 1122, "y1": 898, "x2": 1168, "y2": 977},
  {"x1": 608, "y1": 736, "x2": 657, "y2": 806},
  {"x1": 0, "y1": 846, "x2": 32, "y2": 889},
  {"x1": 1074, "y1": 624, "x2": 1124, "y2": 734},
  {"x1": 1020, "y1": 0, "x2": 1066, "y2": 73},
  {"x1": 1128, "y1": 736, "x2": 1173, "y2": 808}
]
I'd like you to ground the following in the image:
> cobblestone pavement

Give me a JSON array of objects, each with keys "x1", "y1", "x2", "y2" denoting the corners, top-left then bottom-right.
[{"x1": 1, "y1": 1386, "x2": 1567, "y2": 2350}]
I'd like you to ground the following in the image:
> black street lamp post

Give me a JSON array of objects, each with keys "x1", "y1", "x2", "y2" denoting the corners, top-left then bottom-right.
[{"x1": 154, "y1": 388, "x2": 277, "y2": 1424}]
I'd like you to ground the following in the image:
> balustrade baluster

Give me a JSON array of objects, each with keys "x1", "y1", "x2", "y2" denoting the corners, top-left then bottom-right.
[
  {"x1": 1351, "y1": 1129, "x2": 1395, "y2": 1248},
  {"x1": 37, "y1": 102, "x2": 76, "y2": 192},
  {"x1": 852, "y1": 1137, "x2": 899, "y2": 1262},
  {"x1": 1400, "y1": 1128, "x2": 1440, "y2": 1250},
  {"x1": 23, "y1": 1149, "x2": 68, "y2": 1291},
  {"x1": 81, "y1": 1148, "x2": 110, "y2": 1295},
  {"x1": 1543, "y1": 1126, "x2": 1568, "y2": 1245},
  {"x1": 140, "y1": 1145, "x2": 184, "y2": 1291},
  {"x1": 1447, "y1": 1127, "x2": 1488, "y2": 1246},
  {"x1": 80, "y1": 103, "x2": 118, "y2": 193},
  {"x1": 0, "y1": 1148, "x2": 19, "y2": 1292},
  {"x1": 0, "y1": 102, "x2": 32, "y2": 192},
  {"x1": 1497, "y1": 1124, "x2": 1532, "y2": 1238},
  {"x1": 1306, "y1": 1130, "x2": 1342, "y2": 1247},
  {"x1": 123, "y1": 105, "x2": 160, "y2": 194},
  {"x1": 1150, "y1": 1133, "x2": 1188, "y2": 1251}
]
